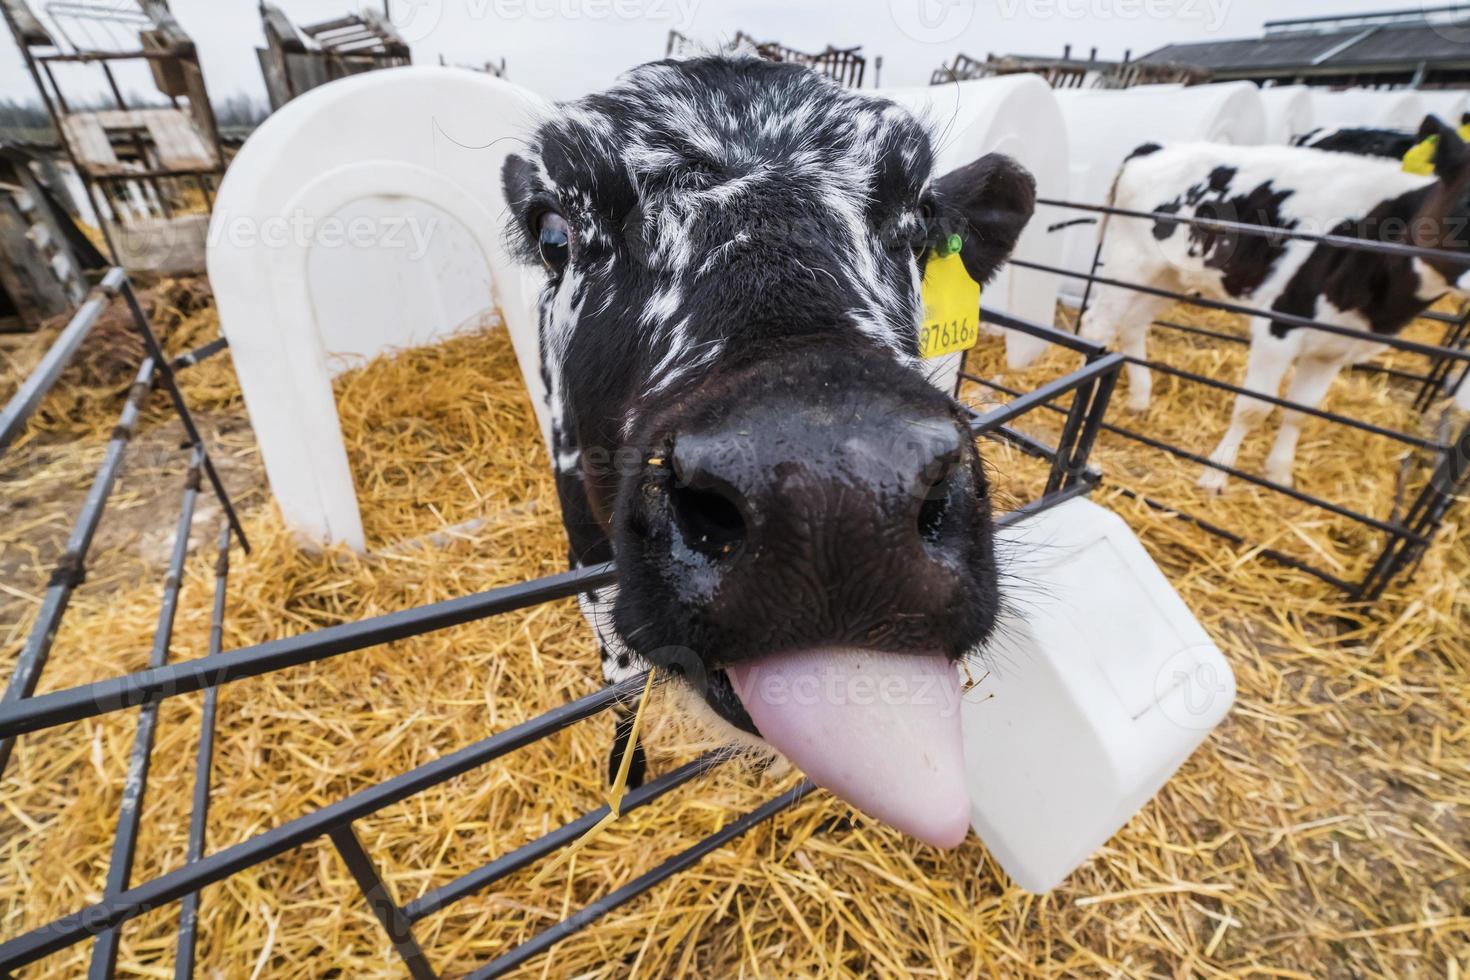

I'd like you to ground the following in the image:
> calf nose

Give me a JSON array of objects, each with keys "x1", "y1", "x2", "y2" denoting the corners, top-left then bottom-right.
[
  {"x1": 652, "y1": 390, "x2": 982, "y2": 652},
  {"x1": 668, "y1": 410, "x2": 967, "y2": 562}
]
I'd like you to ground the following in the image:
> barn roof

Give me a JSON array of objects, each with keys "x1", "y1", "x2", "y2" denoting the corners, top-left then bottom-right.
[{"x1": 1139, "y1": 8, "x2": 1470, "y2": 73}]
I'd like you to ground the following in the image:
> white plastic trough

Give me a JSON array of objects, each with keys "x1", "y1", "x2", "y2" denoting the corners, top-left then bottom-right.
[
  {"x1": 1053, "y1": 82, "x2": 1267, "y2": 305},
  {"x1": 965, "y1": 496, "x2": 1234, "y2": 892},
  {"x1": 1310, "y1": 88, "x2": 1425, "y2": 130},
  {"x1": 882, "y1": 75, "x2": 1071, "y2": 371},
  {"x1": 1258, "y1": 85, "x2": 1316, "y2": 144},
  {"x1": 208, "y1": 67, "x2": 552, "y2": 551}
]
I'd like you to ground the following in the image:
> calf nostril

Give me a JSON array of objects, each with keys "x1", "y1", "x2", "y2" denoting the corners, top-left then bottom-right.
[
  {"x1": 670, "y1": 482, "x2": 746, "y2": 558},
  {"x1": 917, "y1": 485, "x2": 949, "y2": 543},
  {"x1": 915, "y1": 448, "x2": 962, "y2": 545}
]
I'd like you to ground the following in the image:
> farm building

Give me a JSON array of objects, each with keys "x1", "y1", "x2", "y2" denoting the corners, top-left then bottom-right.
[{"x1": 1139, "y1": 5, "x2": 1470, "y2": 89}]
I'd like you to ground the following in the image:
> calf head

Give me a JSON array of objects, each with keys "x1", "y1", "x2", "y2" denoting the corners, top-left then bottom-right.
[
  {"x1": 1411, "y1": 115, "x2": 1470, "y2": 292},
  {"x1": 502, "y1": 56, "x2": 1035, "y2": 846}
]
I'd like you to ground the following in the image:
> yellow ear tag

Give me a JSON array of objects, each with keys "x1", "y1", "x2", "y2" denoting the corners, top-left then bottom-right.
[
  {"x1": 1403, "y1": 135, "x2": 1439, "y2": 175},
  {"x1": 1402, "y1": 126, "x2": 1470, "y2": 176},
  {"x1": 919, "y1": 233, "x2": 981, "y2": 359}
]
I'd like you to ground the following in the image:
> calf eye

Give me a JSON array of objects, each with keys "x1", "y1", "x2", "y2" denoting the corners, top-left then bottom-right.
[{"x1": 537, "y1": 211, "x2": 571, "y2": 271}]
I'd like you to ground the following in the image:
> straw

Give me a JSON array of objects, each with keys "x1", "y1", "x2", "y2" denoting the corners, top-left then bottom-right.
[{"x1": 0, "y1": 290, "x2": 1466, "y2": 977}]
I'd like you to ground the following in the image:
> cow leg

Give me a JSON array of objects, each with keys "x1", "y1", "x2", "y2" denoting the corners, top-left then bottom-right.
[
  {"x1": 1199, "y1": 323, "x2": 1296, "y2": 493},
  {"x1": 1080, "y1": 285, "x2": 1174, "y2": 411},
  {"x1": 1264, "y1": 354, "x2": 1347, "y2": 489}
]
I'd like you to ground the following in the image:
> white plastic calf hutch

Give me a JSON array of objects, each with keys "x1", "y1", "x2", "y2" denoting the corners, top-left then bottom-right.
[
  {"x1": 882, "y1": 75, "x2": 1071, "y2": 371},
  {"x1": 1416, "y1": 89, "x2": 1470, "y2": 125},
  {"x1": 1309, "y1": 88, "x2": 1425, "y2": 130},
  {"x1": 1258, "y1": 85, "x2": 1316, "y2": 144},
  {"x1": 1053, "y1": 82, "x2": 1267, "y2": 306},
  {"x1": 208, "y1": 67, "x2": 553, "y2": 552}
]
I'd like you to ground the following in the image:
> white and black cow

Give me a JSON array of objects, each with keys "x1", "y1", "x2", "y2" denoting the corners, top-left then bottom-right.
[
  {"x1": 499, "y1": 56, "x2": 1036, "y2": 847},
  {"x1": 1293, "y1": 113, "x2": 1470, "y2": 161},
  {"x1": 1081, "y1": 119, "x2": 1470, "y2": 493}
]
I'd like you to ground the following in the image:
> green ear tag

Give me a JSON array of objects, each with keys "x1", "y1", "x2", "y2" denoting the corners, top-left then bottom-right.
[{"x1": 919, "y1": 237, "x2": 981, "y2": 360}]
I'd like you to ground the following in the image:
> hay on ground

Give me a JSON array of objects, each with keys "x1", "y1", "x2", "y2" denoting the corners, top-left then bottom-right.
[{"x1": 0, "y1": 296, "x2": 1467, "y2": 977}]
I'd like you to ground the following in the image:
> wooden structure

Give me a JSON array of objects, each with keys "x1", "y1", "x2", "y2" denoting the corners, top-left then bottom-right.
[
  {"x1": 0, "y1": 144, "x2": 104, "y2": 331},
  {"x1": 258, "y1": 4, "x2": 412, "y2": 111},
  {"x1": 932, "y1": 48, "x2": 1210, "y2": 88},
  {"x1": 0, "y1": 0, "x2": 225, "y2": 275},
  {"x1": 437, "y1": 53, "x2": 507, "y2": 78},
  {"x1": 665, "y1": 29, "x2": 867, "y2": 88}
]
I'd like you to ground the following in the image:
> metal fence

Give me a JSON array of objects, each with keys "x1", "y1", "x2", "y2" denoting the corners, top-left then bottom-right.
[
  {"x1": 1011, "y1": 197, "x2": 1470, "y2": 600},
  {"x1": 0, "y1": 277, "x2": 1121, "y2": 977}
]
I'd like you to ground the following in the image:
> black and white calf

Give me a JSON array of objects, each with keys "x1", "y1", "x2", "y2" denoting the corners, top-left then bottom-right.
[
  {"x1": 1081, "y1": 120, "x2": 1470, "y2": 493},
  {"x1": 499, "y1": 57, "x2": 1035, "y2": 847},
  {"x1": 1292, "y1": 113, "x2": 1470, "y2": 161}
]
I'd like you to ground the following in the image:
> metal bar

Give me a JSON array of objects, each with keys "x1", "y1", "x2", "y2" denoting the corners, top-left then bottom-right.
[
  {"x1": 328, "y1": 824, "x2": 437, "y2": 980},
  {"x1": 170, "y1": 337, "x2": 228, "y2": 372},
  {"x1": 1036, "y1": 196, "x2": 1470, "y2": 268},
  {"x1": 979, "y1": 304, "x2": 1108, "y2": 358},
  {"x1": 1415, "y1": 309, "x2": 1470, "y2": 411},
  {"x1": 174, "y1": 524, "x2": 231, "y2": 980},
  {"x1": 463, "y1": 780, "x2": 817, "y2": 980},
  {"x1": 115, "y1": 279, "x2": 250, "y2": 554},
  {"x1": 0, "y1": 676, "x2": 645, "y2": 972},
  {"x1": 0, "y1": 563, "x2": 618, "y2": 743},
  {"x1": 1009, "y1": 258, "x2": 1470, "y2": 364},
  {"x1": 994, "y1": 477, "x2": 1099, "y2": 526},
  {"x1": 0, "y1": 356, "x2": 157, "y2": 779},
  {"x1": 1109, "y1": 486, "x2": 1360, "y2": 593},
  {"x1": 403, "y1": 752, "x2": 731, "y2": 923},
  {"x1": 1067, "y1": 360, "x2": 1120, "y2": 489},
  {"x1": 1046, "y1": 376, "x2": 1093, "y2": 494},
  {"x1": 960, "y1": 370, "x2": 1421, "y2": 576},
  {"x1": 1151, "y1": 318, "x2": 1248, "y2": 347},
  {"x1": 0, "y1": 268, "x2": 127, "y2": 454},
  {"x1": 1100, "y1": 416, "x2": 1419, "y2": 540},
  {"x1": 968, "y1": 354, "x2": 1126, "y2": 433},
  {"x1": 1359, "y1": 417, "x2": 1470, "y2": 598},
  {"x1": 1116, "y1": 353, "x2": 1447, "y2": 451},
  {"x1": 89, "y1": 447, "x2": 204, "y2": 979},
  {"x1": 1149, "y1": 317, "x2": 1432, "y2": 389}
]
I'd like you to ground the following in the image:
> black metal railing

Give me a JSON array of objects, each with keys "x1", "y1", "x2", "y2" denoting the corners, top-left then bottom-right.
[{"x1": 0, "y1": 290, "x2": 1121, "y2": 977}]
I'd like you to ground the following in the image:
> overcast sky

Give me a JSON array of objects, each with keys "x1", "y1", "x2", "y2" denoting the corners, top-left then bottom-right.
[{"x1": 0, "y1": 0, "x2": 1442, "y2": 106}]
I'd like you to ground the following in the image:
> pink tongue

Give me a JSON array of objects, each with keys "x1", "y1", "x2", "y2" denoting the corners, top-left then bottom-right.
[{"x1": 728, "y1": 649, "x2": 970, "y2": 848}]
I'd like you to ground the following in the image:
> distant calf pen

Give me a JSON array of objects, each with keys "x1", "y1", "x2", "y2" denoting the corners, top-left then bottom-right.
[
  {"x1": 1010, "y1": 194, "x2": 1470, "y2": 599},
  {"x1": 0, "y1": 273, "x2": 1122, "y2": 976}
]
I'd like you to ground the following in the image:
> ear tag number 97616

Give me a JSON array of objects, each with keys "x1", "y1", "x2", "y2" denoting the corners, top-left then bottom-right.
[{"x1": 919, "y1": 233, "x2": 982, "y2": 360}]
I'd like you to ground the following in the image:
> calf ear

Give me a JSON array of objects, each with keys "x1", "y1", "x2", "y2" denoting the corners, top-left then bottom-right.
[
  {"x1": 1417, "y1": 113, "x2": 1448, "y2": 142},
  {"x1": 931, "y1": 153, "x2": 1036, "y2": 286},
  {"x1": 1433, "y1": 121, "x2": 1469, "y2": 180},
  {"x1": 501, "y1": 153, "x2": 538, "y2": 219}
]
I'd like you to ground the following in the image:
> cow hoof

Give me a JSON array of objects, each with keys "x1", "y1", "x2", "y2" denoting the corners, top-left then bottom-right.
[
  {"x1": 1125, "y1": 395, "x2": 1151, "y2": 413},
  {"x1": 1196, "y1": 469, "x2": 1228, "y2": 495},
  {"x1": 1266, "y1": 466, "x2": 1294, "y2": 489}
]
